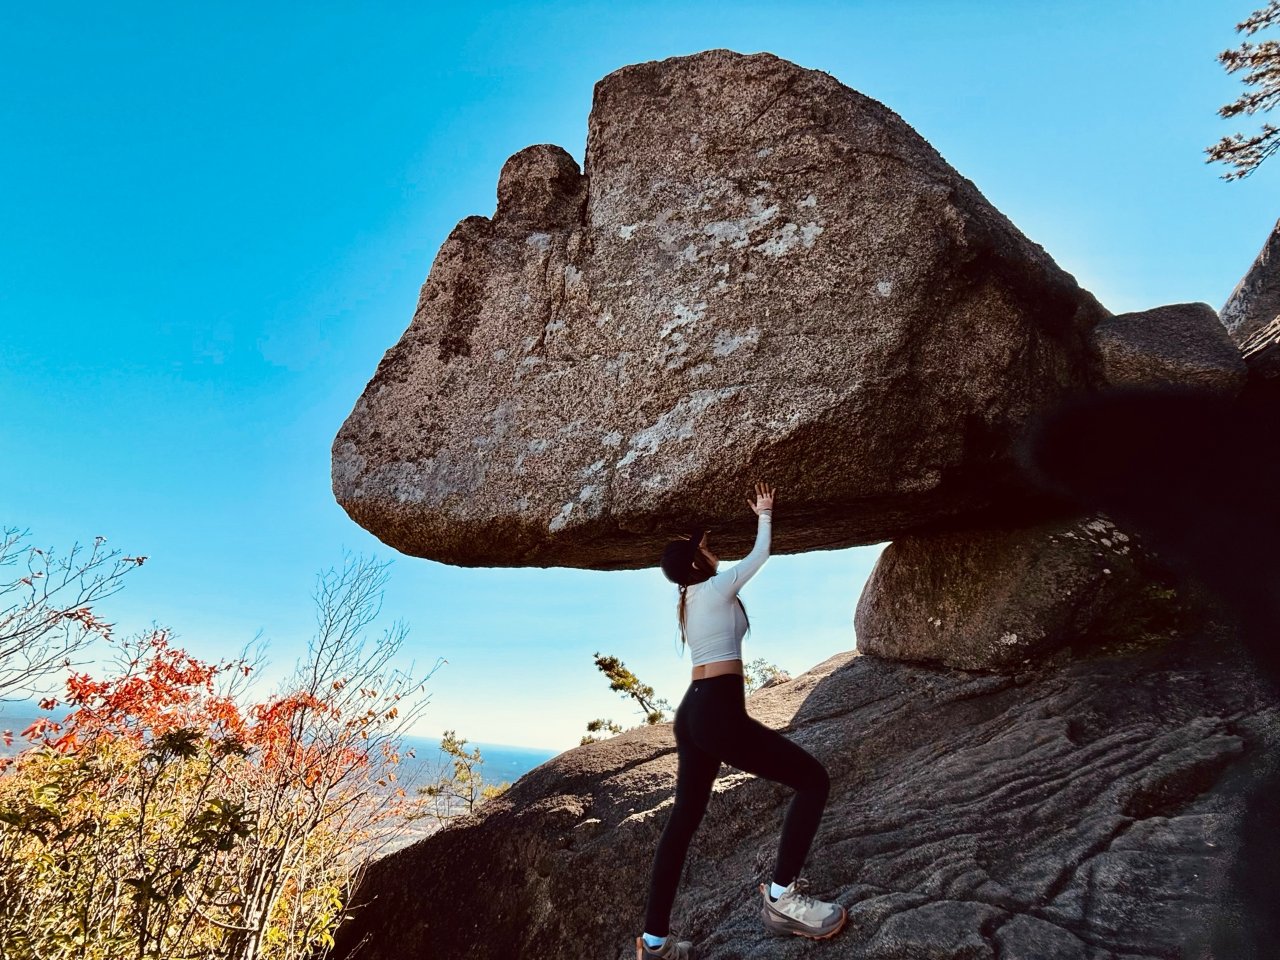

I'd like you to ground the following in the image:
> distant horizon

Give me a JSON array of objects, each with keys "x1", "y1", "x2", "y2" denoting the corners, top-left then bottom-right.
[{"x1": 0, "y1": 698, "x2": 564, "y2": 759}]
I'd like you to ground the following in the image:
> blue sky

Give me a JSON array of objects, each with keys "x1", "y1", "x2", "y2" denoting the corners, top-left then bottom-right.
[{"x1": 1, "y1": 0, "x2": 1273, "y2": 751}]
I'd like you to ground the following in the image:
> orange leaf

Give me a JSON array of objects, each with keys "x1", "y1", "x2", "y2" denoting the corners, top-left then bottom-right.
[{"x1": 21, "y1": 717, "x2": 59, "y2": 740}]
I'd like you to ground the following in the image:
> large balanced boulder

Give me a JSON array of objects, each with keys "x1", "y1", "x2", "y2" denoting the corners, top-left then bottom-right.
[
  {"x1": 1090, "y1": 302, "x2": 1245, "y2": 395},
  {"x1": 853, "y1": 515, "x2": 1198, "y2": 670},
  {"x1": 330, "y1": 634, "x2": 1279, "y2": 960},
  {"x1": 332, "y1": 49, "x2": 1109, "y2": 570}
]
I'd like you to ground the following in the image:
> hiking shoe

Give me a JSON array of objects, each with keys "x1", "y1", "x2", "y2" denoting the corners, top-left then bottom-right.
[
  {"x1": 635, "y1": 933, "x2": 693, "y2": 959},
  {"x1": 759, "y1": 877, "x2": 847, "y2": 939}
]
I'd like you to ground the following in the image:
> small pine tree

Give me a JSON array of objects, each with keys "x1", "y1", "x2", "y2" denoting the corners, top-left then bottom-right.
[
  {"x1": 580, "y1": 717, "x2": 623, "y2": 746},
  {"x1": 413, "y1": 730, "x2": 510, "y2": 827},
  {"x1": 743, "y1": 657, "x2": 790, "y2": 694},
  {"x1": 582, "y1": 654, "x2": 788, "y2": 743}
]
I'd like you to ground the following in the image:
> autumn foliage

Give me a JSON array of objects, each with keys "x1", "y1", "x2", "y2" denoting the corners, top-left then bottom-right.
[{"x1": 0, "y1": 552, "x2": 443, "y2": 960}]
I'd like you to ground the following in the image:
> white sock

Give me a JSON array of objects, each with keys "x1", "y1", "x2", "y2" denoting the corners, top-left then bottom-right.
[
  {"x1": 642, "y1": 932, "x2": 666, "y2": 948},
  {"x1": 769, "y1": 881, "x2": 789, "y2": 900}
]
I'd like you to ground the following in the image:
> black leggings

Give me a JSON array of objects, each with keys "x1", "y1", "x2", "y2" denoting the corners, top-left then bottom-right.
[{"x1": 641, "y1": 673, "x2": 831, "y2": 936}]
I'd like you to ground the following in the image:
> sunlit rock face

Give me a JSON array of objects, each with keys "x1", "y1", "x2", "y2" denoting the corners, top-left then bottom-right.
[
  {"x1": 1221, "y1": 216, "x2": 1280, "y2": 346},
  {"x1": 332, "y1": 49, "x2": 1108, "y2": 570}
]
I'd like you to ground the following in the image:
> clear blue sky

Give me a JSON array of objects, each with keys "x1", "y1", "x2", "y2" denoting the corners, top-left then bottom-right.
[{"x1": 1, "y1": 1, "x2": 1272, "y2": 751}]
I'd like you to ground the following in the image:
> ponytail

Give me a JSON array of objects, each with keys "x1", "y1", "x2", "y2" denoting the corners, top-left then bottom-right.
[
  {"x1": 678, "y1": 584, "x2": 689, "y2": 654},
  {"x1": 665, "y1": 528, "x2": 750, "y2": 658}
]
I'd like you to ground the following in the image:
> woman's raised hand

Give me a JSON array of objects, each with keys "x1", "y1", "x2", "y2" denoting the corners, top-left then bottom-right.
[{"x1": 746, "y1": 481, "x2": 776, "y2": 515}]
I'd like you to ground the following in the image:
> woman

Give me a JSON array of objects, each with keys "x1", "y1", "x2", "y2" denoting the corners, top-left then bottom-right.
[{"x1": 635, "y1": 482, "x2": 847, "y2": 960}]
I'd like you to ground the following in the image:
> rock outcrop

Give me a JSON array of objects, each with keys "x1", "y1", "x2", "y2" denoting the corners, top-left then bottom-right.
[
  {"x1": 853, "y1": 515, "x2": 1196, "y2": 670},
  {"x1": 1008, "y1": 378, "x2": 1280, "y2": 960},
  {"x1": 1090, "y1": 303, "x2": 1245, "y2": 395},
  {"x1": 330, "y1": 634, "x2": 1277, "y2": 960},
  {"x1": 323, "y1": 45, "x2": 1280, "y2": 960},
  {"x1": 332, "y1": 49, "x2": 1109, "y2": 570},
  {"x1": 1241, "y1": 314, "x2": 1280, "y2": 385},
  {"x1": 1220, "y1": 217, "x2": 1280, "y2": 345}
]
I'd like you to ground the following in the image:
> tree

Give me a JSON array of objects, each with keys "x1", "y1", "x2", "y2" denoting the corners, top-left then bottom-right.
[
  {"x1": 581, "y1": 653, "x2": 673, "y2": 745},
  {"x1": 743, "y1": 656, "x2": 790, "y2": 693},
  {"x1": 412, "y1": 730, "x2": 511, "y2": 828},
  {"x1": 581, "y1": 717, "x2": 623, "y2": 745},
  {"x1": 0, "y1": 550, "x2": 443, "y2": 960},
  {"x1": 210, "y1": 551, "x2": 442, "y2": 957},
  {"x1": 581, "y1": 653, "x2": 789, "y2": 745},
  {"x1": 1208, "y1": 1, "x2": 1280, "y2": 179},
  {"x1": 0, "y1": 524, "x2": 146, "y2": 703}
]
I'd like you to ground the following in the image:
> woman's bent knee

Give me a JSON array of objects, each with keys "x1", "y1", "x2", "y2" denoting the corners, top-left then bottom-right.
[{"x1": 803, "y1": 762, "x2": 830, "y2": 797}]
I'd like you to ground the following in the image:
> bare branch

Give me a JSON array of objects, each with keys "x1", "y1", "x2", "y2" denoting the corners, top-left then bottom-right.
[{"x1": 0, "y1": 524, "x2": 145, "y2": 702}]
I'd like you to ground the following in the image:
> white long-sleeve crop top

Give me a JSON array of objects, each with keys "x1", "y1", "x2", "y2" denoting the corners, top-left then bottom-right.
[{"x1": 682, "y1": 510, "x2": 772, "y2": 666}]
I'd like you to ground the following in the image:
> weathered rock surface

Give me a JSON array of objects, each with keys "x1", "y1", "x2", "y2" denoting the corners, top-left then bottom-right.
[
  {"x1": 1240, "y1": 314, "x2": 1280, "y2": 384},
  {"x1": 853, "y1": 515, "x2": 1197, "y2": 670},
  {"x1": 1007, "y1": 378, "x2": 1280, "y2": 959},
  {"x1": 332, "y1": 49, "x2": 1109, "y2": 570},
  {"x1": 1090, "y1": 303, "x2": 1245, "y2": 395},
  {"x1": 1220, "y1": 217, "x2": 1280, "y2": 345},
  {"x1": 330, "y1": 634, "x2": 1277, "y2": 960}
]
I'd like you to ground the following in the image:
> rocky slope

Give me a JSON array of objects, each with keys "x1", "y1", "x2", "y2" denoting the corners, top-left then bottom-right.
[{"x1": 331, "y1": 630, "x2": 1276, "y2": 960}]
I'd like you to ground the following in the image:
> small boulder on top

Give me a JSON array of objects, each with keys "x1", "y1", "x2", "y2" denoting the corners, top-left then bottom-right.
[{"x1": 1090, "y1": 302, "x2": 1245, "y2": 395}]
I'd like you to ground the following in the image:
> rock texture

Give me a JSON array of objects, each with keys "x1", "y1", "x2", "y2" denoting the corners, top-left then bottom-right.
[
  {"x1": 330, "y1": 634, "x2": 1278, "y2": 960},
  {"x1": 1010, "y1": 381, "x2": 1280, "y2": 960},
  {"x1": 1090, "y1": 303, "x2": 1245, "y2": 395},
  {"x1": 853, "y1": 515, "x2": 1196, "y2": 670},
  {"x1": 1240, "y1": 314, "x2": 1280, "y2": 384},
  {"x1": 332, "y1": 49, "x2": 1109, "y2": 570},
  {"x1": 1220, "y1": 217, "x2": 1280, "y2": 345}
]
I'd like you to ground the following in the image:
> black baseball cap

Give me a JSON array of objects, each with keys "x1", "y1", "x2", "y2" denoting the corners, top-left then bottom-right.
[{"x1": 660, "y1": 526, "x2": 708, "y2": 585}]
